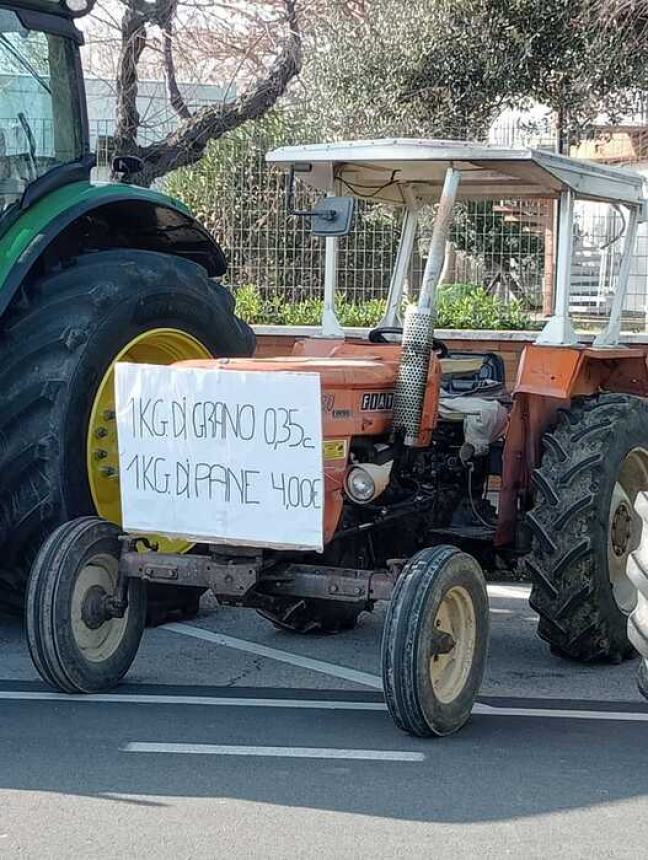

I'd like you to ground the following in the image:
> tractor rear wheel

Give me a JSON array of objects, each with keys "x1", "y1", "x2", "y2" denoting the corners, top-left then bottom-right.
[
  {"x1": 0, "y1": 249, "x2": 254, "y2": 612},
  {"x1": 526, "y1": 393, "x2": 648, "y2": 662}
]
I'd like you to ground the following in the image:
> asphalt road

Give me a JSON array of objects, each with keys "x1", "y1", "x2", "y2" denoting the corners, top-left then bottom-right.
[{"x1": 1, "y1": 584, "x2": 648, "y2": 858}]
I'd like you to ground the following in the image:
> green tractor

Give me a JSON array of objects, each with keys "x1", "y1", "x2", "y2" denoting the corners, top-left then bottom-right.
[{"x1": 0, "y1": 0, "x2": 254, "y2": 612}]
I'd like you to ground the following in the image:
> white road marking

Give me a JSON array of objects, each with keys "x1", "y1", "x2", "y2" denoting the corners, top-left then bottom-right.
[
  {"x1": 162, "y1": 585, "x2": 530, "y2": 689},
  {"x1": 473, "y1": 703, "x2": 648, "y2": 722},
  {"x1": 2, "y1": 688, "x2": 648, "y2": 723},
  {"x1": 487, "y1": 584, "x2": 531, "y2": 600},
  {"x1": 123, "y1": 742, "x2": 424, "y2": 762},
  {"x1": 0, "y1": 690, "x2": 385, "y2": 710},
  {"x1": 164, "y1": 622, "x2": 383, "y2": 689}
]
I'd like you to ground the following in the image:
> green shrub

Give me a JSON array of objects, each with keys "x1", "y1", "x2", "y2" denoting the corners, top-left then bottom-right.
[
  {"x1": 436, "y1": 284, "x2": 532, "y2": 330},
  {"x1": 235, "y1": 285, "x2": 387, "y2": 327},
  {"x1": 235, "y1": 283, "x2": 265, "y2": 321},
  {"x1": 235, "y1": 284, "x2": 533, "y2": 330}
]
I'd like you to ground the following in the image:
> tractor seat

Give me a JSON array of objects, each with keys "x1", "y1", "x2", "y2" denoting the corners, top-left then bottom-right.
[
  {"x1": 441, "y1": 350, "x2": 508, "y2": 400},
  {"x1": 439, "y1": 356, "x2": 484, "y2": 378}
]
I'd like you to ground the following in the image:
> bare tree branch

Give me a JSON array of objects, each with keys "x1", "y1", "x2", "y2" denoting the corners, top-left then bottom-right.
[
  {"x1": 113, "y1": 4, "x2": 148, "y2": 153},
  {"x1": 600, "y1": 0, "x2": 648, "y2": 32},
  {"x1": 603, "y1": 0, "x2": 648, "y2": 13},
  {"x1": 122, "y1": 0, "x2": 301, "y2": 185},
  {"x1": 160, "y1": 0, "x2": 192, "y2": 120},
  {"x1": 163, "y1": 34, "x2": 192, "y2": 120},
  {"x1": 81, "y1": 0, "x2": 305, "y2": 181}
]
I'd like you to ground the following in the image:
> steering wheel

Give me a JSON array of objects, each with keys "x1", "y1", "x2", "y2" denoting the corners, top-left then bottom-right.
[{"x1": 368, "y1": 326, "x2": 448, "y2": 357}]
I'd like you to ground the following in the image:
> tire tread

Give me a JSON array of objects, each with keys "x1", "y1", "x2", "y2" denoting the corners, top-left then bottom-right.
[
  {"x1": 525, "y1": 393, "x2": 645, "y2": 661},
  {"x1": 0, "y1": 250, "x2": 254, "y2": 609}
]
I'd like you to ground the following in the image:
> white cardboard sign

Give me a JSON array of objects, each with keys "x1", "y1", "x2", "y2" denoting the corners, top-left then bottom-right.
[{"x1": 114, "y1": 362, "x2": 324, "y2": 551}]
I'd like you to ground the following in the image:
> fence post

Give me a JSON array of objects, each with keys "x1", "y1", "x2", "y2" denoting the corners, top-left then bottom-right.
[
  {"x1": 440, "y1": 242, "x2": 456, "y2": 284},
  {"x1": 543, "y1": 199, "x2": 556, "y2": 316}
]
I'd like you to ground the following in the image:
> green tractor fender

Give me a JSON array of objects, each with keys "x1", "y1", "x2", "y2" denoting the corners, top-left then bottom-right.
[{"x1": 0, "y1": 180, "x2": 227, "y2": 314}]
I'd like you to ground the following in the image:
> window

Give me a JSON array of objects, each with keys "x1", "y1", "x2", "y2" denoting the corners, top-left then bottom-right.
[{"x1": 0, "y1": 9, "x2": 84, "y2": 216}]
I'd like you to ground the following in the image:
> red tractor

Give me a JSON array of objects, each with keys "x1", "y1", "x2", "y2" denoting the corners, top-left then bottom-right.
[{"x1": 25, "y1": 140, "x2": 648, "y2": 737}]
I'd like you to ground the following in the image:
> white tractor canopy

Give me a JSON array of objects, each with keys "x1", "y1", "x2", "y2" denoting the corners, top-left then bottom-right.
[
  {"x1": 266, "y1": 138, "x2": 646, "y2": 208},
  {"x1": 267, "y1": 139, "x2": 648, "y2": 346}
]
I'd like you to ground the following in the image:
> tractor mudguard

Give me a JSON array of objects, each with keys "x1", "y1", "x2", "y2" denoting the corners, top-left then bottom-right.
[
  {"x1": 496, "y1": 342, "x2": 648, "y2": 545},
  {"x1": 0, "y1": 180, "x2": 227, "y2": 316},
  {"x1": 514, "y1": 343, "x2": 648, "y2": 400}
]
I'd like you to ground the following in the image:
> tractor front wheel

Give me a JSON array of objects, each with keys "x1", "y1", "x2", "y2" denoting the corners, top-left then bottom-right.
[
  {"x1": 381, "y1": 545, "x2": 489, "y2": 737},
  {"x1": 26, "y1": 517, "x2": 145, "y2": 693},
  {"x1": 526, "y1": 394, "x2": 648, "y2": 662}
]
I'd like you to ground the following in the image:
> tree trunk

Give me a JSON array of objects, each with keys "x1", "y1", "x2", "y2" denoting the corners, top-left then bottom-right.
[{"x1": 112, "y1": 0, "x2": 301, "y2": 187}]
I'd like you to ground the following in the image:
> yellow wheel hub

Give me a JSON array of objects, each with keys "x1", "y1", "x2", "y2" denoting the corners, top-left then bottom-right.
[
  {"x1": 87, "y1": 328, "x2": 212, "y2": 553},
  {"x1": 429, "y1": 586, "x2": 477, "y2": 705}
]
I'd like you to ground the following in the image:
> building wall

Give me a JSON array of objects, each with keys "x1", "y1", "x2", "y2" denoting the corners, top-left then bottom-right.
[{"x1": 84, "y1": 77, "x2": 233, "y2": 150}]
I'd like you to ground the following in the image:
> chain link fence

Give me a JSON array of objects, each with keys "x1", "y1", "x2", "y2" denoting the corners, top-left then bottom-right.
[
  {"x1": 156, "y1": 125, "x2": 551, "y2": 321},
  {"x1": 91, "y1": 116, "x2": 648, "y2": 332}
]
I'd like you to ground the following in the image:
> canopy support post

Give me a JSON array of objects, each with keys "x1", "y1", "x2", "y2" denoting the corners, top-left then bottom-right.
[
  {"x1": 319, "y1": 187, "x2": 345, "y2": 338},
  {"x1": 378, "y1": 206, "x2": 419, "y2": 329},
  {"x1": 593, "y1": 205, "x2": 641, "y2": 348},
  {"x1": 535, "y1": 189, "x2": 578, "y2": 346}
]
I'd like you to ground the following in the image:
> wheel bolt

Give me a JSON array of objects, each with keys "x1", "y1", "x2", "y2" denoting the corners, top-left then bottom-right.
[
  {"x1": 94, "y1": 449, "x2": 108, "y2": 459},
  {"x1": 101, "y1": 466, "x2": 118, "y2": 478},
  {"x1": 103, "y1": 409, "x2": 116, "y2": 421},
  {"x1": 95, "y1": 427, "x2": 108, "y2": 438}
]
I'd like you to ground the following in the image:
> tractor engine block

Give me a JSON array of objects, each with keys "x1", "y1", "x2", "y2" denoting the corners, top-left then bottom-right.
[{"x1": 322, "y1": 425, "x2": 488, "y2": 571}]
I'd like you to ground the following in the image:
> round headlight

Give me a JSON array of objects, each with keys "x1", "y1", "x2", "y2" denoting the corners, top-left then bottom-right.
[{"x1": 345, "y1": 466, "x2": 376, "y2": 503}]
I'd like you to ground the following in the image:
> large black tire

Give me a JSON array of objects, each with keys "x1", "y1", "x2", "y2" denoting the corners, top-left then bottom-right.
[
  {"x1": 26, "y1": 516, "x2": 146, "y2": 693},
  {"x1": 257, "y1": 598, "x2": 364, "y2": 634},
  {"x1": 382, "y1": 545, "x2": 489, "y2": 737},
  {"x1": 0, "y1": 250, "x2": 254, "y2": 611},
  {"x1": 526, "y1": 393, "x2": 648, "y2": 662}
]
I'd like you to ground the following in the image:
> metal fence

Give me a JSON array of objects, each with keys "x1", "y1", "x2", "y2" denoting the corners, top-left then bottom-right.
[
  {"x1": 156, "y1": 132, "x2": 416, "y2": 303},
  {"x1": 155, "y1": 127, "x2": 552, "y2": 318},
  {"x1": 91, "y1": 117, "x2": 648, "y2": 331}
]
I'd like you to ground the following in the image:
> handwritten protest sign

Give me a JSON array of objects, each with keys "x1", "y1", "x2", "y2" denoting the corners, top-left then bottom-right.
[{"x1": 115, "y1": 362, "x2": 324, "y2": 551}]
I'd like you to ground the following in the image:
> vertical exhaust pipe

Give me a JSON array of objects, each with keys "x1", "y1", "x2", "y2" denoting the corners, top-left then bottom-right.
[{"x1": 391, "y1": 167, "x2": 461, "y2": 446}]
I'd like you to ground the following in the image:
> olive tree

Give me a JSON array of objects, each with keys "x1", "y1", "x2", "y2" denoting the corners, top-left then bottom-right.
[{"x1": 301, "y1": 0, "x2": 648, "y2": 143}]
